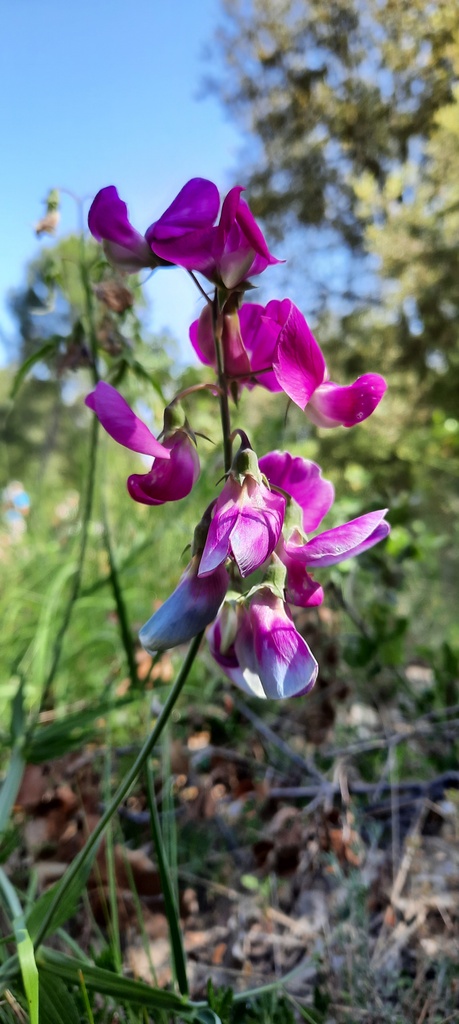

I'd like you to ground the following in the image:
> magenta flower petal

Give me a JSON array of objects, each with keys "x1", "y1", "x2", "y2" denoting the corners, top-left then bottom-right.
[
  {"x1": 139, "y1": 557, "x2": 229, "y2": 654},
  {"x1": 240, "y1": 303, "x2": 282, "y2": 392},
  {"x1": 85, "y1": 382, "x2": 171, "y2": 459},
  {"x1": 198, "y1": 504, "x2": 240, "y2": 577},
  {"x1": 146, "y1": 178, "x2": 220, "y2": 270},
  {"x1": 88, "y1": 187, "x2": 155, "y2": 272},
  {"x1": 208, "y1": 606, "x2": 267, "y2": 698},
  {"x1": 199, "y1": 476, "x2": 285, "y2": 579},
  {"x1": 272, "y1": 301, "x2": 326, "y2": 409},
  {"x1": 277, "y1": 538, "x2": 325, "y2": 608},
  {"x1": 189, "y1": 306, "x2": 252, "y2": 378},
  {"x1": 189, "y1": 306, "x2": 216, "y2": 368},
  {"x1": 294, "y1": 509, "x2": 390, "y2": 567},
  {"x1": 306, "y1": 374, "x2": 387, "y2": 428},
  {"x1": 127, "y1": 431, "x2": 200, "y2": 505},
  {"x1": 216, "y1": 187, "x2": 282, "y2": 288},
  {"x1": 259, "y1": 450, "x2": 334, "y2": 533},
  {"x1": 247, "y1": 590, "x2": 318, "y2": 699},
  {"x1": 229, "y1": 492, "x2": 285, "y2": 577},
  {"x1": 208, "y1": 595, "x2": 317, "y2": 700}
]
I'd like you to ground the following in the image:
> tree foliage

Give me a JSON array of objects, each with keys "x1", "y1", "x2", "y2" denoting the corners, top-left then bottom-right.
[{"x1": 212, "y1": 0, "x2": 458, "y2": 302}]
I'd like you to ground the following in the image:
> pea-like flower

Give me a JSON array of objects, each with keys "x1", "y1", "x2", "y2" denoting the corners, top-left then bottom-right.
[
  {"x1": 191, "y1": 298, "x2": 386, "y2": 428},
  {"x1": 88, "y1": 187, "x2": 165, "y2": 273},
  {"x1": 208, "y1": 587, "x2": 318, "y2": 700},
  {"x1": 88, "y1": 179, "x2": 280, "y2": 288},
  {"x1": 147, "y1": 181, "x2": 280, "y2": 288},
  {"x1": 140, "y1": 556, "x2": 229, "y2": 655},
  {"x1": 260, "y1": 449, "x2": 389, "y2": 608},
  {"x1": 198, "y1": 444, "x2": 285, "y2": 579},
  {"x1": 85, "y1": 382, "x2": 199, "y2": 505}
]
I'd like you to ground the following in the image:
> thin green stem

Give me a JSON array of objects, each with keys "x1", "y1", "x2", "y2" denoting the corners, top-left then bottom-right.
[
  {"x1": 31, "y1": 630, "x2": 204, "y2": 951},
  {"x1": 103, "y1": 506, "x2": 139, "y2": 689},
  {"x1": 31, "y1": 411, "x2": 99, "y2": 719},
  {"x1": 212, "y1": 297, "x2": 233, "y2": 473},
  {"x1": 145, "y1": 765, "x2": 189, "y2": 996},
  {"x1": 187, "y1": 272, "x2": 233, "y2": 473}
]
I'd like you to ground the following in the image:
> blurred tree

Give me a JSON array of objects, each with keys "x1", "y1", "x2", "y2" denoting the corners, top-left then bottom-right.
[{"x1": 212, "y1": 0, "x2": 459, "y2": 309}]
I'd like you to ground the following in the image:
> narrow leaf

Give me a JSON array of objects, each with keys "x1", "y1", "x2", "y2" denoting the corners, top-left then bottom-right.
[
  {"x1": 10, "y1": 340, "x2": 59, "y2": 398},
  {"x1": 36, "y1": 948, "x2": 195, "y2": 1013}
]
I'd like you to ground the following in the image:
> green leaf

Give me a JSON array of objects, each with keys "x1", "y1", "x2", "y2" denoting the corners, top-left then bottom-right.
[
  {"x1": 25, "y1": 694, "x2": 134, "y2": 763},
  {"x1": 145, "y1": 764, "x2": 189, "y2": 996},
  {"x1": 0, "y1": 869, "x2": 38, "y2": 1024},
  {"x1": 36, "y1": 948, "x2": 195, "y2": 1014},
  {"x1": 10, "y1": 340, "x2": 60, "y2": 398},
  {"x1": 26, "y1": 843, "x2": 97, "y2": 942},
  {"x1": 39, "y1": 974, "x2": 81, "y2": 1024}
]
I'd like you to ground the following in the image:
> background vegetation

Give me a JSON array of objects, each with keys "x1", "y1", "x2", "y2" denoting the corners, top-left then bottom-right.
[{"x1": 0, "y1": 1, "x2": 458, "y2": 1021}]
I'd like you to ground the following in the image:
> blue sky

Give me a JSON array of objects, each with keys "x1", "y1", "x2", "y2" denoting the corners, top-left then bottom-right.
[{"x1": 0, "y1": 0, "x2": 242, "y2": 364}]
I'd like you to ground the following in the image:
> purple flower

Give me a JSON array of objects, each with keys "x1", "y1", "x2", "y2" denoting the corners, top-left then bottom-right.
[
  {"x1": 88, "y1": 187, "x2": 162, "y2": 273},
  {"x1": 259, "y1": 450, "x2": 334, "y2": 533},
  {"x1": 148, "y1": 182, "x2": 281, "y2": 289},
  {"x1": 268, "y1": 299, "x2": 387, "y2": 427},
  {"x1": 258, "y1": 448, "x2": 389, "y2": 607},
  {"x1": 198, "y1": 447, "x2": 286, "y2": 579},
  {"x1": 190, "y1": 304, "x2": 252, "y2": 380},
  {"x1": 208, "y1": 591, "x2": 318, "y2": 700},
  {"x1": 190, "y1": 302, "x2": 281, "y2": 392},
  {"x1": 140, "y1": 556, "x2": 229, "y2": 654},
  {"x1": 85, "y1": 382, "x2": 200, "y2": 505},
  {"x1": 190, "y1": 298, "x2": 386, "y2": 427},
  {"x1": 281, "y1": 510, "x2": 390, "y2": 608}
]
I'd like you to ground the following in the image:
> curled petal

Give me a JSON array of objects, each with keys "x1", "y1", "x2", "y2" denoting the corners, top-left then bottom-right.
[
  {"x1": 128, "y1": 431, "x2": 200, "y2": 505},
  {"x1": 189, "y1": 306, "x2": 216, "y2": 368},
  {"x1": 271, "y1": 300, "x2": 326, "y2": 408},
  {"x1": 217, "y1": 187, "x2": 281, "y2": 288},
  {"x1": 277, "y1": 538, "x2": 325, "y2": 608},
  {"x1": 306, "y1": 374, "x2": 387, "y2": 428},
  {"x1": 85, "y1": 382, "x2": 171, "y2": 459},
  {"x1": 139, "y1": 557, "x2": 229, "y2": 654},
  {"x1": 146, "y1": 178, "x2": 220, "y2": 271},
  {"x1": 208, "y1": 595, "x2": 318, "y2": 700},
  {"x1": 88, "y1": 187, "x2": 155, "y2": 271},
  {"x1": 259, "y1": 450, "x2": 334, "y2": 532},
  {"x1": 289, "y1": 510, "x2": 390, "y2": 568}
]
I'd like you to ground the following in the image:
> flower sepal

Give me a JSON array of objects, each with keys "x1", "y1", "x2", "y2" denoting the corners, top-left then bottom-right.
[
  {"x1": 230, "y1": 440, "x2": 262, "y2": 488},
  {"x1": 245, "y1": 553, "x2": 287, "y2": 603}
]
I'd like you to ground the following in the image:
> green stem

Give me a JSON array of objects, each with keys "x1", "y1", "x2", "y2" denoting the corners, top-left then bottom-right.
[
  {"x1": 212, "y1": 297, "x2": 233, "y2": 474},
  {"x1": 31, "y1": 630, "x2": 204, "y2": 951},
  {"x1": 145, "y1": 766, "x2": 189, "y2": 996},
  {"x1": 0, "y1": 745, "x2": 26, "y2": 837},
  {"x1": 103, "y1": 506, "x2": 139, "y2": 689},
  {"x1": 31, "y1": 411, "x2": 99, "y2": 719}
]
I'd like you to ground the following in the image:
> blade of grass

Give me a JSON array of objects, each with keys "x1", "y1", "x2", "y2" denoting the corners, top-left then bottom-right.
[
  {"x1": 103, "y1": 745, "x2": 122, "y2": 973},
  {"x1": 31, "y1": 630, "x2": 203, "y2": 951},
  {"x1": 78, "y1": 970, "x2": 95, "y2": 1024},
  {"x1": 39, "y1": 973, "x2": 81, "y2": 1024},
  {"x1": 145, "y1": 759, "x2": 188, "y2": 997},
  {"x1": 36, "y1": 948, "x2": 203, "y2": 1015},
  {"x1": 0, "y1": 745, "x2": 25, "y2": 839},
  {"x1": 0, "y1": 868, "x2": 38, "y2": 1024},
  {"x1": 119, "y1": 846, "x2": 158, "y2": 985},
  {"x1": 0, "y1": 630, "x2": 204, "y2": 988}
]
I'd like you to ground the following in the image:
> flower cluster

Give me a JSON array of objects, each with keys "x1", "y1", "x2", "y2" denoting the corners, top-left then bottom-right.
[{"x1": 86, "y1": 176, "x2": 389, "y2": 700}]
